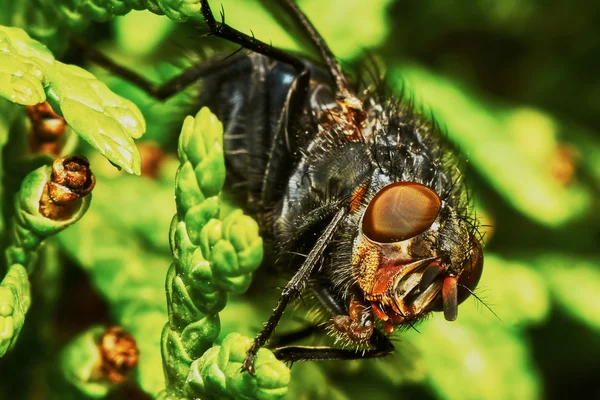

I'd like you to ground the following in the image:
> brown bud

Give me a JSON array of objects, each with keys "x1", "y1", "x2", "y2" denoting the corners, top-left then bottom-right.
[
  {"x1": 549, "y1": 144, "x2": 577, "y2": 187},
  {"x1": 39, "y1": 156, "x2": 96, "y2": 220},
  {"x1": 137, "y1": 141, "x2": 165, "y2": 178},
  {"x1": 51, "y1": 156, "x2": 95, "y2": 196},
  {"x1": 26, "y1": 101, "x2": 66, "y2": 155},
  {"x1": 99, "y1": 327, "x2": 139, "y2": 384}
]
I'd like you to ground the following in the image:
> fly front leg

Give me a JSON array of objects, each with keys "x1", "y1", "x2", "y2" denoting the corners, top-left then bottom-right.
[
  {"x1": 262, "y1": 284, "x2": 393, "y2": 365},
  {"x1": 273, "y1": 329, "x2": 394, "y2": 363},
  {"x1": 330, "y1": 295, "x2": 375, "y2": 343},
  {"x1": 242, "y1": 208, "x2": 348, "y2": 374}
]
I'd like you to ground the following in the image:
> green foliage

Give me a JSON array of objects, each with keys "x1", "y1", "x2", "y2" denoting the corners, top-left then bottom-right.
[
  {"x1": 0, "y1": 1, "x2": 599, "y2": 400},
  {"x1": 56, "y1": 181, "x2": 171, "y2": 395},
  {"x1": 0, "y1": 26, "x2": 145, "y2": 174},
  {"x1": 162, "y1": 107, "x2": 287, "y2": 399},
  {"x1": 59, "y1": 326, "x2": 113, "y2": 399},
  {"x1": 5, "y1": 166, "x2": 91, "y2": 270},
  {"x1": 146, "y1": 0, "x2": 201, "y2": 21},
  {"x1": 537, "y1": 255, "x2": 600, "y2": 331},
  {"x1": 398, "y1": 66, "x2": 590, "y2": 226},
  {"x1": 0, "y1": 264, "x2": 30, "y2": 356},
  {"x1": 0, "y1": 27, "x2": 51, "y2": 105},
  {"x1": 187, "y1": 333, "x2": 289, "y2": 399},
  {"x1": 0, "y1": 0, "x2": 200, "y2": 53},
  {"x1": 1, "y1": 164, "x2": 91, "y2": 357}
]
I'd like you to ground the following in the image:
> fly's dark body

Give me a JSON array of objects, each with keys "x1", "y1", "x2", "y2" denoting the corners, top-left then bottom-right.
[
  {"x1": 199, "y1": 53, "x2": 316, "y2": 209},
  {"x1": 199, "y1": 48, "x2": 481, "y2": 352},
  {"x1": 202, "y1": 50, "x2": 471, "y2": 302},
  {"x1": 88, "y1": 0, "x2": 484, "y2": 374}
]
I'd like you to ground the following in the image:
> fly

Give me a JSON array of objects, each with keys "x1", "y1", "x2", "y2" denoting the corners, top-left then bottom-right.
[{"x1": 83, "y1": 0, "x2": 484, "y2": 375}]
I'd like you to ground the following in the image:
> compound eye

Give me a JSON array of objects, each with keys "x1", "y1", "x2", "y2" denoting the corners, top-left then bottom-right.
[
  {"x1": 362, "y1": 182, "x2": 441, "y2": 243},
  {"x1": 457, "y1": 239, "x2": 484, "y2": 304}
]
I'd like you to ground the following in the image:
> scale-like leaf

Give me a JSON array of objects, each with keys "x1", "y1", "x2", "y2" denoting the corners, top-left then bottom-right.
[{"x1": 0, "y1": 25, "x2": 145, "y2": 174}]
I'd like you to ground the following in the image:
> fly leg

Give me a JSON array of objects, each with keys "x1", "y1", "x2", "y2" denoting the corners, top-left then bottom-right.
[
  {"x1": 277, "y1": 0, "x2": 350, "y2": 99},
  {"x1": 199, "y1": 0, "x2": 307, "y2": 74},
  {"x1": 270, "y1": 283, "x2": 393, "y2": 363},
  {"x1": 272, "y1": 329, "x2": 394, "y2": 363},
  {"x1": 242, "y1": 207, "x2": 348, "y2": 374},
  {"x1": 267, "y1": 325, "x2": 324, "y2": 348},
  {"x1": 267, "y1": 287, "x2": 372, "y2": 348},
  {"x1": 73, "y1": 0, "x2": 311, "y2": 102},
  {"x1": 72, "y1": 41, "x2": 246, "y2": 101}
]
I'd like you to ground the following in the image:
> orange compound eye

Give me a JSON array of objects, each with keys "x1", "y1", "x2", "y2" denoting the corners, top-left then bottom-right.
[{"x1": 362, "y1": 182, "x2": 441, "y2": 243}]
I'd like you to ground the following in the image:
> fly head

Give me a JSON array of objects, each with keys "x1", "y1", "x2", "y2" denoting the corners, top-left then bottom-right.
[{"x1": 350, "y1": 179, "x2": 483, "y2": 335}]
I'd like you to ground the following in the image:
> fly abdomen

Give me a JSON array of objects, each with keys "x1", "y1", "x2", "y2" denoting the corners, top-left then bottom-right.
[{"x1": 198, "y1": 53, "x2": 332, "y2": 211}]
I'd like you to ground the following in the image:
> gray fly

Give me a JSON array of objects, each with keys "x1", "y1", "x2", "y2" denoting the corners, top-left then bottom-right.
[{"x1": 84, "y1": 0, "x2": 484, "y2": 374}]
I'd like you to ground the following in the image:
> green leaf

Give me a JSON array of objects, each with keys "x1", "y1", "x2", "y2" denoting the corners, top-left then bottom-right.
[
  {"x1": 90, "y1": 59, "x2": 193, "y2": 147},
  {"x1": 476, "y1": 254, "x2": 550, "y2": 326},
  {"x1": 189, "y1": 333, "x2": 290, "y2": 399},
  {"x1": 0, "y1": 27, "x2": 49, "y2": 105},
  {"x1": 403, "y1": 313, "x2": 541, "y2": 400},
  {"x1": 6, "y1": 165, "x2": 92, "y2": 270},
  {"x1": 59, "y1": 326, "x2": 111, "y2": 398},
  {"x1": 536, "y1": 254, "x2": 600, "y2": 331},
  {"x1": 0, "y1": 264, "x2": 31, "y2": 357},
  {"x1": 161, "y1": 107, "x2": 288, "y2": 398},
  {"x1": 146, "y1": 0, "x2": 201, "y2": 21},
  {"x1": 395, "y1": 252, "x2": 553, "y2": 400},
  {"x1": 0, "y1": 25, "x2": 145, "y2": 174}
]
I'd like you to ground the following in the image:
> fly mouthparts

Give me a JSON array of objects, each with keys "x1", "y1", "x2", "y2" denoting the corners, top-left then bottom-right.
[
  {"x1": 411, "y1": 280, "x2": 444, "y2": 313},
  {"x1": 390, "y1": 257, "x2": 438, "y2": 299},
  {"x1": 419, "y1": 261, "x2": 445, "y2": 292},
  {"x1": 442, "y1": 275, "x2": 459, "y2": 321}
]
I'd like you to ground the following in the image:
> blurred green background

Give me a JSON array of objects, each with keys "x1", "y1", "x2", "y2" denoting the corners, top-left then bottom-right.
[{"x1": 1, "y1": 0, "x2": 599, "y2": 399}]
